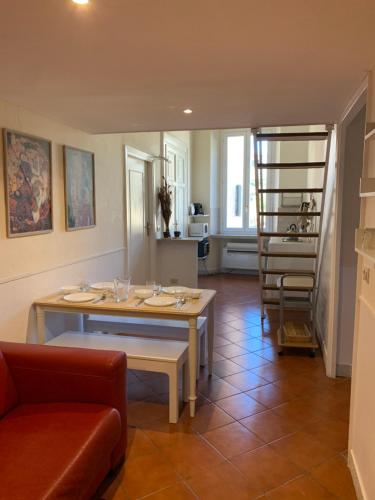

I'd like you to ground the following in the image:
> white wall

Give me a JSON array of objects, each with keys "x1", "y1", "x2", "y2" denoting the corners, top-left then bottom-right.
[
  {"x1": 191, "y1": 130, "x2": 211, "y2": 213},
  {"x1": 314, "y1": 128, "x2": 337, "y2": 351},
  {"x1": 349, "y1": 73, "x2": 375, "y2": 500},
  {"x1": 336, "y1": 107, "x2": 365, "y2": 375},
  {"x1": 191, "y1": 130, "x2": 221, "y2": 273},
  {"x1": 0, "y1": 99, "x2": 128, "y2": 343}
]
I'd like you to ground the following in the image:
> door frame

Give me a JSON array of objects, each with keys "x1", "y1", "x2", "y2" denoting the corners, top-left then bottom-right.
[
  {"x1": 124, "y1": 145, "x2": 156, "y2": 281},
  {"x1": 325, "y1": 77, "x2": 368, "y2": 377}
]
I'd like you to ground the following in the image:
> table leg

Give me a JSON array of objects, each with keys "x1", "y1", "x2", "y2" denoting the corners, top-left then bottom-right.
[
  {"x1": 188, "y1": 318, "x2": 198, "y2": 417},
  {"x1": 79, "y1": 314, "x2": 85, "y2": 332},
  {"x1": 207, "y1": 299, "x2": 215, "y2": 376},
  {"x1": 36, "y1": 306, "x2": 46, "y2": 344}
]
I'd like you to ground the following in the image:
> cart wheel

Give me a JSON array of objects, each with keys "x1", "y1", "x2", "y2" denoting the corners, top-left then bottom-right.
[
  {"x1": 309, "y1": 349, "x2": 316, "y2": 358},
  {"x1": 278, "y1": 348, "x2": 284, "y2": 356}
]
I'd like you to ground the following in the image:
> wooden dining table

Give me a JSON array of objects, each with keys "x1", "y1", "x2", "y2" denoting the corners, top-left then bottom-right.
[{"x1": 33, "y1": 287, "x2": 216, "y2": 417}]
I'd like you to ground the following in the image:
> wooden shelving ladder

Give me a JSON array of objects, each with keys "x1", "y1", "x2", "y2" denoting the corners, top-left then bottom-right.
[{"x1": 252, "y1": 126, "x2": 333, "y2": 322}]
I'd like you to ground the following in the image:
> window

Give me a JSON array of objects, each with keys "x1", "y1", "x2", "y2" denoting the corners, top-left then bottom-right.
[{"x1": 222, "y1": 130, "x2": 269, "y2": 234}]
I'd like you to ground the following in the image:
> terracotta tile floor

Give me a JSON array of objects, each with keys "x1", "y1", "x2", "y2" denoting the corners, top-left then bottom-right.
[{"x1": 100, "y1": 274, "x2": 356, "y2": 499}]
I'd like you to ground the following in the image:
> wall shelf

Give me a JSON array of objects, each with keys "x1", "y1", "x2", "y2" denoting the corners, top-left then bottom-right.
[
  {"x1": 360, "y1": 178, "x2": 375, "y2": 197},
  {"x1": 365, "y1": 122, "x2": 375, "y2": 141},
  {"x1": 355, "y1": 228, "x2": 375, "y2": 264}
]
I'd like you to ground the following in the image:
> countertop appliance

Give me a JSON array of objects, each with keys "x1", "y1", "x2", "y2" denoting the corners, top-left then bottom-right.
[
  {"x1": 188, "y1": 222, "x2": 209, "y2": 237},
  {"x1": 193, "y1": 203, "x2": 204, "y2": 215}
]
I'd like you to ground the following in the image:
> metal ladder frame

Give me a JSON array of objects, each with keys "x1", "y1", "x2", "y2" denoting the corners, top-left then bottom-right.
[{"x1": 252, "y1": 125, "x2": 333, "y2": 324}]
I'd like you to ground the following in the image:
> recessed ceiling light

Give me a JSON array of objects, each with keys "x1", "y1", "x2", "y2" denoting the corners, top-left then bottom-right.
[
  {"x1": 72, "y1": 0, "x2": 90, "y2": 4},
  {"x1": 183, "y1": 109, "x2": 193, "y2": 114}
]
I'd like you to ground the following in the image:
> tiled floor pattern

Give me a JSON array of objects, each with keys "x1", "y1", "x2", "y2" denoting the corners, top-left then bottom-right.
[{"x1": 101, "y1": 274, "x2": 356, "y2": 499}]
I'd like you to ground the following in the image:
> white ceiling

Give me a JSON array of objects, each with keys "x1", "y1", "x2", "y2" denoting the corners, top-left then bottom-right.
[{"x1": 0, "y1": 0, "x2": 374, "y2": 133}]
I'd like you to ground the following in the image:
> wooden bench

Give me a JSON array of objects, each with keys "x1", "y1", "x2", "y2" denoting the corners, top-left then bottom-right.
[
  {"x1": 46, "y1": 331, "x2": 188, "y2": 424},
  {"x1": 85, "y1": 315, "x2": 207, "y2": 374}
]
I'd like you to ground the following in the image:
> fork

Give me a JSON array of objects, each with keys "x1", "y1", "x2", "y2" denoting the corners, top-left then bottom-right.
[{"x1": 92, "y1": 293, "x2": 106, "y2": 304}]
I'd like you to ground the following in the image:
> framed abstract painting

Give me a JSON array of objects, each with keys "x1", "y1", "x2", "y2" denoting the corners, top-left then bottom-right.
[
  {"x1": 3, "y1": 129, "x2": 53, "y2": 237},
  {"x1": 63, "y1": 146, "x2": 96, "y2": 231}
]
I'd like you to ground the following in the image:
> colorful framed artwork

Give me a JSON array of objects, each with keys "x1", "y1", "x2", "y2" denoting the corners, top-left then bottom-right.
[
  {"x1": 3, "y1": 129, "x2": 53, "y2": 238},
  {"x1": 63, "y1": 146, "x2": 96, "y2": 231}
]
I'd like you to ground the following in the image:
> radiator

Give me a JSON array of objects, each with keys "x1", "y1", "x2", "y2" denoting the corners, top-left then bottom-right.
[{"x1": 221, "y1": 242, "x2": 259, "y2": 270}]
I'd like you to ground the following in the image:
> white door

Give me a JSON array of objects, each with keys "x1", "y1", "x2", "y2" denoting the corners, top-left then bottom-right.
[{"x1": 126, "y1": 156, "x2": 150, "y2": 284}]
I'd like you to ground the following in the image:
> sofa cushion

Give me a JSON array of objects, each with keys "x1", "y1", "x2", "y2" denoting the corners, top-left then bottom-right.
[
  {"x1": 0, "y1": 350, "x2": 17, "y2": 417},
  {"x1": 0, "y1": 402, "x2": 121, "y2": 500}
]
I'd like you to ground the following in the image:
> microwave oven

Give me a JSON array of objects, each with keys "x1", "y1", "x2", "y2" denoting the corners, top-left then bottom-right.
[{"x1": 188, "y1": 222, "x2": 209, "y2": 237}]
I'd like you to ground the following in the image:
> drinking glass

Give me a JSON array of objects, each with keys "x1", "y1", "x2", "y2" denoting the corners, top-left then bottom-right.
[
  {"x1": 114, "y1": 277, "x2": 131, "y2": 302},
  {"x1": 146, "y1": 280, "x2": 161, "y2": 296},
  {"x1": 174, "y1": 287, "x2": 185, "y2": 308},
  {"x1": 79, "y1": 280, "x2": 90, "y2": 292}
]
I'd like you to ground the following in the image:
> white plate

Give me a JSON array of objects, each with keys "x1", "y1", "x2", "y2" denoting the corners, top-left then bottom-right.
[
  {"x1": 144, "y1": 296, "x2": 176, "y2": 307},
  {"x1": 134, "y1": 288, "x2": 153, "y2": 299},
  {"x1": 162, "y1": 286, "x2": 189, "y2": 295},
  {"x1": 91, "y1": 281, "x2": 115, "y2": 290},
  {"x1": 63, "y1": 292, "x2": 98, "y2": 303},
  {"x1": 60, "y1": 285, "x2": 81, "y2": 294}
]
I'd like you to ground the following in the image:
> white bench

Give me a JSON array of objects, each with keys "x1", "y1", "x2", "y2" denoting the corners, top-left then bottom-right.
[
  {"x1": 46, "y1": 331, "x2": 188, "y2": 424},
  {"x1": 85, "y1": 315, "x2": 207, "y2": 375}
]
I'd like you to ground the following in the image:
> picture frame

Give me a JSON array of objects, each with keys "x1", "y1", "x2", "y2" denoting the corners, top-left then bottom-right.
[
  {"x1": 3, "y1": 129, "x2": 53, "y2": 238},
  {"x1": 63, "y1": 145, "x2": 96, "y2": 231}
]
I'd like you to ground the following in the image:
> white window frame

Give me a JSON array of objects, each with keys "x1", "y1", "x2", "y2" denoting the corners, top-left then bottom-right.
[{"x1": 221, "y1": 129, "x2": 255, "y2": 235}]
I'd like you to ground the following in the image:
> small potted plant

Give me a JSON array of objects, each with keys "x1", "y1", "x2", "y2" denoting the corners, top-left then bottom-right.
[
  {"x1": 158, "y1": 176, "x2": 172, "y2": 238},
  {"x1": 174, "y1": 222, "x2": 181, "y2": 238}
]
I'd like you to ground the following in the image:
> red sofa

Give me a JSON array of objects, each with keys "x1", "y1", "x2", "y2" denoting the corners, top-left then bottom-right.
[{"x1": 0, "y1": 341, "x2": 127, "y2": 500}]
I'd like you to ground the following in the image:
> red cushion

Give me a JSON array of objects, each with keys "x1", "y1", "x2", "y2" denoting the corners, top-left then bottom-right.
[
  {"x1": 0, "y1": 402, "x2": 121, "y2": 500},
  {"x1": 0, "y1": 350, "x2": 17, "y2": 417}
]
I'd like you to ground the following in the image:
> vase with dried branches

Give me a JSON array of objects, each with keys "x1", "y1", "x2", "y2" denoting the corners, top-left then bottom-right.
[{"x1": 158, "y1": 176, "x2": 172, "y2": 238}]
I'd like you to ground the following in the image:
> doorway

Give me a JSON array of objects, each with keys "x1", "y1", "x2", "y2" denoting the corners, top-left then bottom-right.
[
  {"x1": 329, "y1": 93, "x2": 367, "y2": 377},
  {"x1": 125, "y1": 146, "x2": 154, "y2": 284}
]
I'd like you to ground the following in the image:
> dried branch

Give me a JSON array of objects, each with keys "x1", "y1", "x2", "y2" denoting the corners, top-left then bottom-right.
[{"x1": 158, "y1": 176, "x2": 172, "y2": 228}]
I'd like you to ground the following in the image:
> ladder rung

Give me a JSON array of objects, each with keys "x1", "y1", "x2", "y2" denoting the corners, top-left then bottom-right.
[
  {"x1": 259, "y1": 188, "x2": 323, "y2": 194},
  {"x1": 258, "y1": 162, "x2": 325, "y2": 169},
  {"x1": 261, "y1": 269, "x2": 315, "y2": 275},
  {"x1": 259, "y1": 211, "x2": 321, "y2": 216},
  {"x1": 259, "y1": 232, "x2": 319, "y2": 238},
  {"x1": 263, "y1": 284, "x2": 313, "y2": 292},
  {"x1": 256, "y1": 132, "x2": 328, "y2": 142},
  {"x1": 261, "y1": 252, "x2": 317, "y2": 258}
]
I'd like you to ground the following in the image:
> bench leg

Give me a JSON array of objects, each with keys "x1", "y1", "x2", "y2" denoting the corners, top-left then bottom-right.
[
  {"x1": 168, "y1": 366, "x2": 179, "y2": 424},
  {"x1": 183, "y1": 360, "x2": 189, "y2": 403},
  {"x1": 188, "y1": 318, "x2": 198, "y2": 417},
  {"x1": 36, "y1": 306, "x2": 46, "y2": 344}
]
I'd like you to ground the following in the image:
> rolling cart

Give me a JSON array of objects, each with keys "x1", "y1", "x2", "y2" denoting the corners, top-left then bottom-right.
[{"x1": 277, "y1": 274, "x2": 318, "y2": 356}]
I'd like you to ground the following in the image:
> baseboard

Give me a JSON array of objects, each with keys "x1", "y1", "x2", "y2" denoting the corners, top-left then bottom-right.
[
  {"x1": 198, "y1": 267, "x2": 260, "y2": 276},
  {"x1": 336, "y1": 364, "x2": 352, "y2": 377},
  {"x1": 348, "y1": 448, "x2": 367, "y2": 500},
  {"x1": 220, "y1": 268, "x2": 259, "y2": 276}
]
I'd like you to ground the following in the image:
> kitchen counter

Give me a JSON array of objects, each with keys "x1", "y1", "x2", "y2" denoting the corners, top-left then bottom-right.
[{"x1": 156, "y1": 237, "x2": 201, "y2": 288}]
